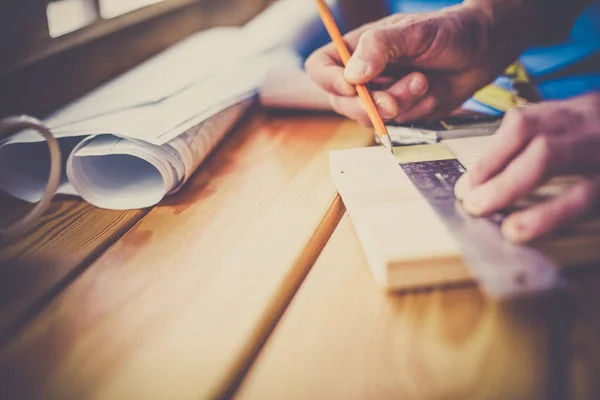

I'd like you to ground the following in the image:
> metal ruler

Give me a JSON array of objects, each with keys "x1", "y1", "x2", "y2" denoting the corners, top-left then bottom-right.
[{"x1": 400, "y1": 158, "x2": 560, "y2": 298}]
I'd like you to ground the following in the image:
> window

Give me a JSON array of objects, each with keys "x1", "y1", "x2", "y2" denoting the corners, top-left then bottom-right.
[
  {"x1": 47, "y1": 0, "x2": 98, "y2": 37},
  {"x1": 3, "y1": 0, "x2": 206, "y2": 76},
  {"x1": 100, "y1": 0, "x2": 165, "y2": 19},
  {"x1": 0, "y1": 0, "x2": 272, "y2": 117},
  {"x1": 4, "y1": 0, "x2": 272, "y2": 76},
  {"x1": 46, "y1": 0, "x2": 170, "y2": 39}
]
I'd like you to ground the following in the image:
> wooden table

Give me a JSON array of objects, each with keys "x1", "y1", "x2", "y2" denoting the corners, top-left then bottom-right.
[{"x1": 1, "y1": 109, "x2": 600, "y2": 400}]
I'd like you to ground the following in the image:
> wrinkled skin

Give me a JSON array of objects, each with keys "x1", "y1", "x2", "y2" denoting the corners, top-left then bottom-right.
[
  {"x1": 305, "y1": 2, "x2": 600, "y2": 242},
  {"x1": 305, "y1": 4, "x2": 499, "y2": 125},
  {"x1": 455, "y1": 93, "x2": 600, "y2": 243}
]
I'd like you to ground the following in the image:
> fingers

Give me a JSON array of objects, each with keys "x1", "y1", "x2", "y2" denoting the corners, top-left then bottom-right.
[
  {"x1": 460, "y1": 135, "x2": 559, "y2": 216},
  {"x1": 307, "y1": 16, "x2": 437, "y2": 102},
  {"x1": 453, "y1": 93, "x2": 600, "y2": 242},
  {"x1": 501, "y1": 176, "x2": 600, "y2": 243},
  {"x1": 344, "y1": 29, "x2": 395, "y2": 84},
  {"x1": 305, "y1": 23, "x2": 375, "y2": 97},
  {"x1": 391, "y1": 75, "x2": 448, "y2": 123},
  {"x1": 305, "y1": 45, "x2": 356, "y2": 96},
  {"x1": 387, "y1": 72, "x2": 429, "y2": 114},
  {"x1": 344, "y1": 21, "x2": 436, "y2": 84},
  {"x1": 455, "y1": 98, "x2": 600, "y2": 198},
  {"x1": 327, "y1": 71, "x2": 429, "y2": 123},
  {"x1": 455, "y1": 108, "x2": 540, "y2": 199},
  {"x1": 329, "y1": 91, "x2": 399, "y2": 126}
]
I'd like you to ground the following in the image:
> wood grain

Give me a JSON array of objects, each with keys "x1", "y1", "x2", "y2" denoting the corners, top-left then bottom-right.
[
  {"x1": 0, "y1": 111, "x2": 373, "y2": 400},
  {"x1": 329, "y1": 136, "x2": 600, "y2": 292},
  {"x1": 0, "y1": 193, "x2": 148, "y2": 339},
  {"x1": 330, "y1": 144, "x2": 467, "y2": 290},
  {"x1": 236, "y1": 215, "x2": 600, "y2": 400}
]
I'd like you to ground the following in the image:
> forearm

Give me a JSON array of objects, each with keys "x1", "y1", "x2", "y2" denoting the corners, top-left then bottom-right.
[
  {"x1": 465, "y1": 0, "x2": 591, "y2": 69},
  {"x1": 469, "y1": 0, "x2": 591, "y2": 44}
]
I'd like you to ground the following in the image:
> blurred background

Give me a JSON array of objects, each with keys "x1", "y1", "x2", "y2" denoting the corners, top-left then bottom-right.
[{"x1": 1, "y1": 0, "x2": 598, "y2": 119}]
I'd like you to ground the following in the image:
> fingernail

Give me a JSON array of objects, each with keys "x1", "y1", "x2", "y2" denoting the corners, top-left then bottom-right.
[
  {"x1": 454, "y1": 174, "x2": 471, "y2": 200},
  {"x1": 344, "y1": 58, "x2": 370, "y2": 82},
  {"x1": 375, "y1": 98, "x2": 396, "y2": 119},
  {"x1": 334, "y1": 77, "x2": 355, "y2": 96},
  {"x1": 502, "y1": 217, "x2": 530, "y2": 243},
  {"x1": 409, "y1": 77, "x2": 426, "y2": 96},
  {"x1": 461, "y1": 189, "x2": 490, "y2": 216}
]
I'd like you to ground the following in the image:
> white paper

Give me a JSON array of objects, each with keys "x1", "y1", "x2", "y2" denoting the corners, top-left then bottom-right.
[
  {"x1": 10, "y1": 60, "x2": 264, "y2": 146},
  {"x1": 0, "y1": 136, "x2": 82, "y2": 202},
  {"x1": 0, "y1": 0, "x2": 336, "y2": 210},
  {"x1": 66, "y1": 100, "x2": 253, "y2": 210}
]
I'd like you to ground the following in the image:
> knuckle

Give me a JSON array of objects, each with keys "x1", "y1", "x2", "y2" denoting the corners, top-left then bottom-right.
[
  {"x1": 574, "y1": 179, "x2": 596, "y2": 204},
  {"x1": 362, "y1": 29, "x2": 386, "y2": 46},
  {"x1": 361, "y1": 29, "x2": 393, "y2": 55},
  {"x1": 422, "y1": 96, "x2": 438, "y2": 114},
  {"x1": 504, "y1": 108, "x2": 534, "y2": 139}
]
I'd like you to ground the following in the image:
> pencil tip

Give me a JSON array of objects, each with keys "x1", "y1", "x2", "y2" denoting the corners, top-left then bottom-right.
[{"x1": 380, "y1": 134, "x2": 393, "y2": 153}]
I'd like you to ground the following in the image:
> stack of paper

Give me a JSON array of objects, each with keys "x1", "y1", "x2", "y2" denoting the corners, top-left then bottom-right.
[{"x1": 0, "y1": 0, "x2": 340, "y2": 210}]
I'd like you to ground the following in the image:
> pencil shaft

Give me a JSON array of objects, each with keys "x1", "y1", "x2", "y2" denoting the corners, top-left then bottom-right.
[
  {"x1": 356, "y1": 85, "x2": 389, "y2": 138},
  {"x1": 315, "y1": 0, "x2": 389, "y2": 140}
]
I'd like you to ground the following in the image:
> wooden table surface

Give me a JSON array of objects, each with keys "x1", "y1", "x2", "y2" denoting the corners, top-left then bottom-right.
[{"x1": 1, "y1": 109, "x2": 600, "y2": 400}]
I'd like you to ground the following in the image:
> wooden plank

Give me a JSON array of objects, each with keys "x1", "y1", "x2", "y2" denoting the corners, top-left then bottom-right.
[
  {"x1": 445, "y1": 137, "x2": 600, "y2": 268},
  {"x1": 0, "y1": 193, "x2": 148, "y2": 339},
  {"x1": 236, "y1": 215, "x2": 600, "y2": 400},
  {"x1": 329, "y1": 136, "x2": 600, "y2": 291},
  {"x1": 0, "y1": 111, "x2": 373, "y2": 400},
  {"x1": 330, "y1": 144, "x2": 466, "y2": 290}
]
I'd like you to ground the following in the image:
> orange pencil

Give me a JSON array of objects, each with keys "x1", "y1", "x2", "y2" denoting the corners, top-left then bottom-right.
[{"x1": 315, "y1": 0, "x2": 393, "y2": 152}]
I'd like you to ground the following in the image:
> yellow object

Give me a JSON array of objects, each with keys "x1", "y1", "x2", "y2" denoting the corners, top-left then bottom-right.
[
  {"x1": 504, "y1": 62, "x2": 530, "y2": 83},
  {"x1": 472, "y1": 62, "x2": 531, "y2": 111},
  {"x1": 393, "y1": 143, "x2": 455, "y2": 164},
  {"x1": 472, "y1": 85, "x2": 518, "y2": 112}
]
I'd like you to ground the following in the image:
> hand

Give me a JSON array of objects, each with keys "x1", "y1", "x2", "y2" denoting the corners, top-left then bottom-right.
[
  {"x1": 454, "y1": 92, "x2": 600, "y2": 243},
  {"x1": 305, "y1": 4, "x2": 513, "y2": 125}
]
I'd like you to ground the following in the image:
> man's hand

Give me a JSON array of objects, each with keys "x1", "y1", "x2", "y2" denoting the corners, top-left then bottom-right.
[
  {"x1": 305, "y1": 4, "x2": 515, "y2": 125},
  {"x1": 455, "y1": 92, "x2": 600, "y2": 243}
]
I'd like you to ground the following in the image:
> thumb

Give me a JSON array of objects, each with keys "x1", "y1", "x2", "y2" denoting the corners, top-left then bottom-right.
[{"x1": 344, "y1": 22, "x2": 433, "y2": 84}]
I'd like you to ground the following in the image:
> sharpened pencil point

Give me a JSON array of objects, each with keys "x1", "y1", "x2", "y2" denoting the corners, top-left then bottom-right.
[{"x1": 380, "y1": 134, "x2": 393, "y2": 153}]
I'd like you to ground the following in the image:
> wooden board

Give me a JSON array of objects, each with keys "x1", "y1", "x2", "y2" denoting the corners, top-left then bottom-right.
[
  {"x1": 0, "y1": 193, "x2": 148, "y2": 339},
  {"x1": 0, "y1": 111, "x2": 373, "y2": 400},
  {"x1": 235, "y1": 215, "x2": 600, "y2": 400},
  {"x1": 329, "y1": 136, "x2": 600, "y2": 291}
]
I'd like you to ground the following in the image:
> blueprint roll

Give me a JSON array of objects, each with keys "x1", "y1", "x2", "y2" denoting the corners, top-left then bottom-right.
[{"x1": 66, "y1": 100, "x2": 253, "y2": 210}]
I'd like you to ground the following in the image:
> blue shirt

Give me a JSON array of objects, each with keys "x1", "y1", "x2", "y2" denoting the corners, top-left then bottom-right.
[{"x1": 388, "y1": 0, "x2": 600, "y2": 100}]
